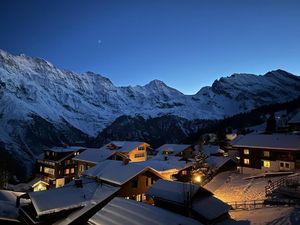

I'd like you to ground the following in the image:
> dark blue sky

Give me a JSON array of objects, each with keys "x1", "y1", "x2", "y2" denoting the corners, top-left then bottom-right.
[{"x1": 1, "y1": 0, "x2": 300, "y2": 94}]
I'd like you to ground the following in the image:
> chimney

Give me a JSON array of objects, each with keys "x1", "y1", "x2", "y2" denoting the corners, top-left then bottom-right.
[
  {"x1": 75, "y1": 178, "x2": 83, "y2": 188},
  {"x1": 123, "y1": 158, "x2": 130, "y2": 165}
]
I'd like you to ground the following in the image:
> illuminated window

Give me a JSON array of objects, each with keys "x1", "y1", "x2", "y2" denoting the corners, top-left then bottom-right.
[
  {"x1": 79, "y1": 164, "x2": 85, "y2": 172},
  {"x1": 71, "y1": 168, "x2": 75, "y2": 174},
  {"x1": 134, "y1": 153, "x2": 145, "y2": 158},
  {"x1": 65, "y1": 168, "x2": 70, "y2": 174},
  {"x1": 243, "y1": 149, "x2": 249, "y2": 155},
  {"x1": 44, "y1": 167, "x2": 55, "y2": 175},
  {"x1": 263, "y1": 160, "x2": 270, "y2": 168},
  {"x1": 263, "y1": 151, "x2": 270, "y2": 157},
  {"x1": 181, "y1": 170, "x2": 187, "y2": 175},
  {"x1": 244, "y1": 158, "x2": 250, "y2": 165},
  {"x1": 40, "y1": 166, "x2": 43, "y2": 172}
]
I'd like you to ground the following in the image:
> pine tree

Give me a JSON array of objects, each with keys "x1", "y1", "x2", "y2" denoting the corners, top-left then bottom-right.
[{"x1": 265, "y1": 113, "x2": 276, "y2": 133}]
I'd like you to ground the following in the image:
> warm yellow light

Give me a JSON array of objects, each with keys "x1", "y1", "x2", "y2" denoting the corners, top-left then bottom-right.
[{"x1": 193, "y1": 175, "x2": 202, "y2": 183}]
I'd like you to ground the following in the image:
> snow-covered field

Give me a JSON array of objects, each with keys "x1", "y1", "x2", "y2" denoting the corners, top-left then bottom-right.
[
  {"x1": 205, "y1": 171, "x2": 269, "y2": 202},
  {"x1": 226, "y1": 207, "x2": 300, "y2": 225},
  {"x1": 206, "y1": 171, "x2": 300, "y2": 225}
]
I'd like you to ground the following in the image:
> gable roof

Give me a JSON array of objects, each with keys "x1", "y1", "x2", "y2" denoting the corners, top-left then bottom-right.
[
  {"x1": 88, "y1": 197, "x2": 203, "y2": 225},
  {"x1": 28, "y1": 178, "x2": 119, "y2": 216},
  {"x1": 137, "y1": 156, "x2": 192, "y2": 171},
  {"x1": 156, "y1": 144, "x2": 191, "y2": 156},
  {"x1": 84, "y1": 160, "x2": 162, "y2": 186},
  {"x1": 73, "y1": 148, "x2": 114, "y2": 164},
  {"x1": 146, "y1": 179, "x2": 211, "y2": 204},
  {"x1": 231, "y1": 134, "x2": 300, "y2": 151},
  {"x1": 146, "y1": 180, "x2": 229, "y2": 221},
  {"x1": 47, "y1": 146, "x2": 86, "y2": 153},
  {"x1": 100, "y1": 141, "x2": 148, "y2": 153}
]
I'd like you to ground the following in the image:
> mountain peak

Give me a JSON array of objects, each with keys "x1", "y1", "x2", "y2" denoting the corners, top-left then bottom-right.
[{"x1": 146, "y1": 79, "x2": 167, "y2": 87}]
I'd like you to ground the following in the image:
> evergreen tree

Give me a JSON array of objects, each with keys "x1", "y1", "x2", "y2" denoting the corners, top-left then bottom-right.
[{"x1": 265, "y1": 113, "x2": 276, "y2": 133}]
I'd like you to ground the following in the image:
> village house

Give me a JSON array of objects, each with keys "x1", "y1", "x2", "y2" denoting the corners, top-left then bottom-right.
[
  {"x1": 83, "y1": 160, "x2": 163, "y2": 202},
  {"x1": 136, "y1": 156, "x2": 193, "y2": 180},
  {"x1": 88, "y1": 197, "x2": 203, "y2": 225},
  {"x1": 231, "y1": 134, "x2": 300, "y2": 174},
  {"x1": 155, "y1": 144, "x2": 193, "y2": 160},
  {"x1": 36, "y1": 146, "x2": 86, "y2": 190},
  {"x1": 18, "y1": 177, "x2": 119, "y2": 225},
  {"x1": 146, "y1": 179, "x2": 230, "y2": 224},
  {"x1": 72, "y1": 141, "x2": 149, "y2": 176}
]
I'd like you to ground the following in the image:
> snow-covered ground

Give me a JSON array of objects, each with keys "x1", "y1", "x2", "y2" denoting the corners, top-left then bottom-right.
[
  {"x1": 205, "y1": 171, "x2": 269, "y2": 202},
  {"x1": 206, "y1": 172, "x2": 300, "y2": 225},
  {"x1": 222, "y1": 207, "x2": 300, "y2": 225}
]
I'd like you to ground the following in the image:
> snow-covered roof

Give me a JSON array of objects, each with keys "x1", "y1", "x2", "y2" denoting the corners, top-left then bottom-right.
[
  {"x1": 84, "y1": 160, "x2": 162, "y2": 186},
  {"x1": 192, "y1": 195, "x2": 230, "y2": 220},
  {"x1": 88, "y1": 197, "x2": 203, "y2": 225},
  {"x1": 146, "y1": 179, "x2": 211, "y2": 204},
  {"x1": 0, "y1": 190, "x2": 26, "y2": 219},
  {"x1": 136, "y1": 156, "x2": 192, "y2": 171},
  {"x1": 231, "y1": 134, "x2": 300, "y2": 151},
  {"x1": 28, "y1": 177, "x2": 119, "y2": 216},
  {"x1": 47, "y1": 146, "x2": 86, "y2": 153},
  {"x1": 73, "y1": 148, "x2": 114, "y2": 164},
  {"x1": 202, "y1": 145, "x2": 220, "y2": 156},
  {"x1": 206, "y1": 156, "x2": 233, "y2": 171},
  {"x1": 100, "y1": 141, "x2": 148, "y2": 153},
  {"x1": 288, "y1": 111, "x2": 300, "y2": 124},
  {"x1": 156, "y1": 144, "x2": 191, "y2": 156}
]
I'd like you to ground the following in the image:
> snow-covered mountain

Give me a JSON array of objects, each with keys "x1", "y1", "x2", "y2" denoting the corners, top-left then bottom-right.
[{"x1": 0, "y1": 49, "x2": 300, "y2": 177}]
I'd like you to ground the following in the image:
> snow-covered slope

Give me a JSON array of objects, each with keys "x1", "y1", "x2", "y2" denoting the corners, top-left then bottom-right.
[{"x1": 0, "y1": 49, "x2": 300, "y2": 176}]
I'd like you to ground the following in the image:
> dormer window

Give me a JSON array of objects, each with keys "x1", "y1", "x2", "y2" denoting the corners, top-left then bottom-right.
[
  {"x1": 243, "y1": 149, "x2": 249, "y2": 155},
  {"x1": 138, "y1": 146, "x2": 144, "y2": 150}
]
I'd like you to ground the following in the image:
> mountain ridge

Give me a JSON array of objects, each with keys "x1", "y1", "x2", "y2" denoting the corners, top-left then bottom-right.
[{"x1": 0, "y1": 49, "x2": 300, "y2": 178}]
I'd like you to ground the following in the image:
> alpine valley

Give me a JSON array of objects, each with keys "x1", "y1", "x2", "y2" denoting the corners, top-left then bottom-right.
[{"x1": 0, "y1": 49, "x2": 300, "y2": 178}]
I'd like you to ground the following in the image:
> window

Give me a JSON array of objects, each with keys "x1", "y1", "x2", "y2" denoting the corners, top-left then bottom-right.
[
  {"x1": 285, "y1": 163, "x2": 290, "y2": 169},
  {"x1": 40, "y1": 166, "x2": 43, "y2": 172},
  {"x1": 71, "y1": 168, "x2": 75, "y2": 174},
  {"x1": 138, "y1": 146, "x2": 144, "y2": 150},
  {"x1": 146, "y1": 177, "x2": 152, "y2": 187},
  {"x1": 263, "y1": 160, "x2": 271, "y2": 168},
  {"x1": 244, "y1": 158, "x2": 250, "y2": 165},
  {"x1": 181, "y1": 170, "x2": 187, "y2": 175},
  {"x1": 243, "y1": 149, "x2": 249, "y2": 155},
  {"x1": 280, "y1": 162, "x2": 284, "y2": 167},
  {"x1": 44, "y1": 167, "x2": 55, "y2": 175},
  {"x1": 263, "y1": 151, "x2": 270, "y2": 157},
  {"x1": 79, "y1": 164, "x2": 85, "y2": 172},
  {"x1": 131, "y1": 179, "x2": 138, "y2": 188},
  {"x1": 65, "y1": 168, "x2": 70, "y2": 175},
  {"x1": 134, "y1": 153, "x2": 145, "y2": 158},
  {"x1": 136, "y1": 194, "x2": 141, "y2": 202}
]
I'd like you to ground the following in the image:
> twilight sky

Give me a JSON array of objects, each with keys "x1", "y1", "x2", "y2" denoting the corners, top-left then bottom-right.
[{"x1": 0, "y1": 0, "x2": 300, "y2": 94}]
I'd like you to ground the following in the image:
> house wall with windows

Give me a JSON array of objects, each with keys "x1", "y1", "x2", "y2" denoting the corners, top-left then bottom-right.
[
  {"x1": 116, "y1": 172, "x2": 159, "y2": 203},
  {"x1": 237, "y1": 147, "x2": 298, "y2": 174},
  {"x1": 127, "y1": 143, "x2": 149, "y2": 162}
]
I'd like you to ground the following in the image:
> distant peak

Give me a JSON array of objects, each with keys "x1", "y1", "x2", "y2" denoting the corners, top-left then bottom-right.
[{"x1": 146, "y1": 79, "x2": 167, "y2": 87}]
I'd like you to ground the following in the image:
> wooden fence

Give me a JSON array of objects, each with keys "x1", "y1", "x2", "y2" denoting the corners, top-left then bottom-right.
[{"x1": 227, "y1": 198, "x2": 298, "y2": 210}]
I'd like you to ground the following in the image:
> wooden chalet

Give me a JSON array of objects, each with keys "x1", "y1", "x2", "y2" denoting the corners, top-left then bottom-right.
[
  {"x1": 146, "y1": 180, "x2": 230, "y2": 224},
  {"x1": 36, "y1": 146, "x2": 86, "y2": 189},
  {"x1": 231, "y1": 134, "x2": 300, "y2": 174}
]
